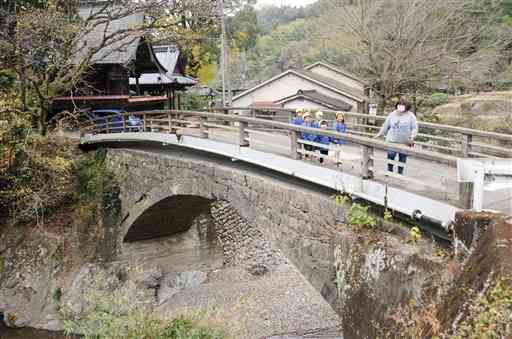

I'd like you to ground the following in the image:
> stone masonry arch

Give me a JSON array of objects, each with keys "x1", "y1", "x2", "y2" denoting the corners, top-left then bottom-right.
[
  {"x1": 103, "y1": 146, "x2": 441, "y2": 338},
  {"x1": 106, "y1": 147, "x2": 345, "y2": 299}
]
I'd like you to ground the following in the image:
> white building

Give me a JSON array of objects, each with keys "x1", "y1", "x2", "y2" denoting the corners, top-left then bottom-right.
[
  {"x1": 304, "y1": 61, "x2": 366, "y2": 93},
  {"x1": 231, "y1": 62, "x2": 368, "y2": 112}
]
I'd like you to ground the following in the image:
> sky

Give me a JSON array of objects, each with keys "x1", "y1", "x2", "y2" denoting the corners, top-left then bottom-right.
[{"x1": 256, "y1": 0, "x2": 318, "y2": 8}]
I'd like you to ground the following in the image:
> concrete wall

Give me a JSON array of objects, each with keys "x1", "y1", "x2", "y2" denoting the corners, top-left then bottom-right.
[
  {"x1": 103, "y1": 147, "x2": 443, "y2": 337},
  {"x1": 231, "y1": 72, "x2": 359, "y2": 111}
]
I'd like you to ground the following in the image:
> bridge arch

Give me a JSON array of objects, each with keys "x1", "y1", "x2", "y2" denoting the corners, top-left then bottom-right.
[
  {"x1": 123, "y1": 194, "x2": 213, "y2": 243},
  {"x1": 109, "y1": 146, "x2": 344, "y2": 295},
  {"x1": 102, "y1": 146, "x2": 445, "y2": 338}
]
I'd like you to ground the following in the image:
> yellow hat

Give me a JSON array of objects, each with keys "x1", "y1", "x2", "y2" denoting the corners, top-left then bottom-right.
[
  {"x1": 315, "y1": 111, "x2": 324, "y2": 119},
  {"x1": 336, "y1": 111, "x2": 345, "y2": 119},
  {"x1": 302, "y1": 112, "x2": 311, "y2": 118},
  {"x1": 296, "y1": 108, "x2": 304, "y2": 114}
]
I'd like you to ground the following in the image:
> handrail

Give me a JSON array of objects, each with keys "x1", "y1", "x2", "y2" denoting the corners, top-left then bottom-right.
[
  {"x1": 81, "y1": 109, "x2": 491, "y2": 210},
  {"x1": 80, "y1": 109, "x2": 459, "y2": 166},
  {"x1": 222, "y1": 106, "x2": 512, "y2": 143}
]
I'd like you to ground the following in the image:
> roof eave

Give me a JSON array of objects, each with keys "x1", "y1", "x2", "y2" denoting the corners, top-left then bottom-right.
[
  {"x1": 144, "y1": 37, "x2": 168, "y2": 74},
  {"x1": 276, "y1": 94, "x2": 351, "y2": 111},
  {"x1": 291, "y1": 70, "x2": 367, "y2": 102},
  {"x1": 304, "y1": 61, "x2": 368, "y2": 86}
]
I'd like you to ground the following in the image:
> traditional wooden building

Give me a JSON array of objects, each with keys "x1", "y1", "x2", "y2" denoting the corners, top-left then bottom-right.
[
  {"x1": 129, "y1": 45, "x2": 197, "y2": 109},
  {"x1": 53, "y1": 3, "x2": 169, "y2": 112}
]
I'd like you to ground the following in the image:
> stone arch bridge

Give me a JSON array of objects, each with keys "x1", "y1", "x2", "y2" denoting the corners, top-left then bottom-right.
[{"x1": 78, "y1": 108, "x2": 512, "y2": 336}]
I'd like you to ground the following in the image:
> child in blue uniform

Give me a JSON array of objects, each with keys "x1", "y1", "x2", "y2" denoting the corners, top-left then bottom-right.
[
  {"x1": 317, "y1": 119, "x2": 331, "y2": 164},
  {"x1": 333, "y1": 112, "x2": 347, "y2": 145},
  {"x1": 292, "y1": 108, "x2": 304, "y2": 125},
  {"x1": 301, "y1": 112, "x2": 317, "y2": 153},
  {"x1": 333, "y1": 112, "x2": 347, "y2": 166}
]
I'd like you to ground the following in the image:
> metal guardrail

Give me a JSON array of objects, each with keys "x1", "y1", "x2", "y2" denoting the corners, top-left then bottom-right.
[{"x1": 79, "y1": 109, "x2": 511, "y2": 210}]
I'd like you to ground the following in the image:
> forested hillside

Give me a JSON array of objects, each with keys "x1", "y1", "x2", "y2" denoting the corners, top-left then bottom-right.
[{"x1": 201, "y1": 0, "x2": 512, "y2": 108}]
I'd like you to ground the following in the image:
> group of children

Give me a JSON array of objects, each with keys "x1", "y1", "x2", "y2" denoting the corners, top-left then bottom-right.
[{"x1": 292, "y1": 108, "x2": 347, "y2": 164}]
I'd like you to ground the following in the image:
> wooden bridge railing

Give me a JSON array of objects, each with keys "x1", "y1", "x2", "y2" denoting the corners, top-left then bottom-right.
[
  {"x1": 219, "y1": 106, "x2": 512, "y2": 159},
  {"x1": 79, "y1": 109, "x2": 511, "y2": 210}
]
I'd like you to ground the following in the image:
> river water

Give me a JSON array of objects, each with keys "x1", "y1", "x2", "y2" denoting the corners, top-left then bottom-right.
[{"x1": 0, "y1": 323, "x2": 75, "y2": 339}]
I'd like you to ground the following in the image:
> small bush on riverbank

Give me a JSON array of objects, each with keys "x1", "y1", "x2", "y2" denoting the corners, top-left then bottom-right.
[
  {"x1": 60, "y1": 270, "x2": 224, "y2": 339},
  {"x1": 347, "y1": 203, "x2": 377, "y2": 230},
  {"x1": 385, "y1": 278, "x2": 512, "y2": 338}
]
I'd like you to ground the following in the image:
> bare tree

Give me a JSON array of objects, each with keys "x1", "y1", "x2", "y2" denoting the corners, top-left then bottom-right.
[
  {"x1": 0, "y1": 0, "x2": 186, "y2": 134},
  {"x1": 334, "y1": 0, "x2": 506, "y2": 109}
]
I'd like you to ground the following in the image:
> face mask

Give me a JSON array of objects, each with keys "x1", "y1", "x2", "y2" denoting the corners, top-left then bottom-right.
[{"x1": 397, "y1": 105, "x2": 406, "y2": 113}]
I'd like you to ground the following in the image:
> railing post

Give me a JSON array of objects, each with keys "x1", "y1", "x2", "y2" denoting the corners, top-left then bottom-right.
[
  {"x1": 143, "y1": 113, "x2": 147, "y2": 132},
  {"x1": 239, "y1": 121, "x2": 249, "y2": 147},
  {"x1": 459, "y1": 182, "x2": 474, "y2": 210},
  {"x1": 199, "y1": 116, "x2": 208, "y2": 139},
  {"x1": 122, "y1": 114, "x2": 126, "y2": 132},
  {"x1": 290, "y1": 131, "x2": 299, "y2": 160},
  {"x1": 167, "y1": 112, "x2": 172, "y2": 134},
  {"x1": 106, "y1": 117, "x2": 110, "y2": 133},
  {"x1": 461, "y1": 133, "x2": 472, "y2": 157},
  {"x1": 361, "y1": 145, "x2": 374, "y2": 179}
]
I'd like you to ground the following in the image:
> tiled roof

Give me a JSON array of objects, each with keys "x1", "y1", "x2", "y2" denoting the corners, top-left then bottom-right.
[
  {"x1": 128, "y1": 46, "x2": 197, "y2": 86},
  {"x1": 75, "y1": 5, "x2": 144, "y2": 65}
]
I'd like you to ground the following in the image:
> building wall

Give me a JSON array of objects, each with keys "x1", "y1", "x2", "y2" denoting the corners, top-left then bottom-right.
[
  {"x1": 232, "y1": 73, "x2": 360, "y2": 112},
  {"x1": 308, "y1": 65, "x2": 364, "y2": 92}
]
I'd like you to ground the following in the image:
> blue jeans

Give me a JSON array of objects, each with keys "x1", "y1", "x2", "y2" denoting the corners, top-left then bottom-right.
[{"x1": 387, "y1": 151, "x2": 407, "y2": 174}]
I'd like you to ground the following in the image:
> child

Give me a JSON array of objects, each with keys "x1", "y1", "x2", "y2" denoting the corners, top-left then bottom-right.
[
  {"x1": 314, "y1": 111, "x2": 323, "y2": 128},
  {"x1": 301, "y1": 112, "x2": 317, "y2": 153},
  {"x1": 292, "y1": 108, "x2": 304, "y2": 125},
  {"x1": 333, "y1": 112, "x2": 347, "y2": 145},
  {"x1": 316, "y1": 119, "x2": 331, "y2": 164},
  {"x1": 332, "y1": 112, "x2": 347, "y2": 167}
]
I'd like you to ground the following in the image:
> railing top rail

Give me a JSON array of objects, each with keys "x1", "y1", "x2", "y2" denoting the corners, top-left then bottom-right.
[
  {"x1": 81, "y1": 109, "x2": 459, "y2": 166},
  {"x1": 221, "y1": 106, "x2": 512, "y2": 142}
]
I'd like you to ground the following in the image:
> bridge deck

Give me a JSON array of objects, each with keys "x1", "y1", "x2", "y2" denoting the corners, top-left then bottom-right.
[
  {"x1": 182, "y1": 127, "x2": 460, "y2": 206},
  {"x1": 82, "y1": 131, "x2": 461, "y2": 226}
]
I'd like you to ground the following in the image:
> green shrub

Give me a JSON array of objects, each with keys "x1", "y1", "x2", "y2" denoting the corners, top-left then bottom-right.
[
  {"x1": 60, "y1": 270, "x2": 223, "y2": 339},
  {"x1": 424, "y1": 92, "x2": 449, "y2": 108},
  {"x1": 452, "y1": 280, "x2": 512, "y2": 339},
  {"x1": 73, "y1": 149, "x2": 120, "y2": 221},
  {"x1": 163, "y1": 317, "x2": 223, "y2": 339},
  {"x1": 347, "y1": 203, "x2": 377, "y2": 229},
  {"x1": 1, "y1": 134, "x2": 76, "y2": 226}
]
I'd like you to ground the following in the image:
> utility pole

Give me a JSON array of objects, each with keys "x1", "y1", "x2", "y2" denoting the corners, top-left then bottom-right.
[{"x1": 219, "y1": 0, "x2": 227, "y2": 107}]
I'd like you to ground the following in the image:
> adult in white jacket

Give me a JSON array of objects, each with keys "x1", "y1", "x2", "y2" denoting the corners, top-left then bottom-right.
[{"x1": 374, "y1": 98, "x2": 418, "y2": 175}]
